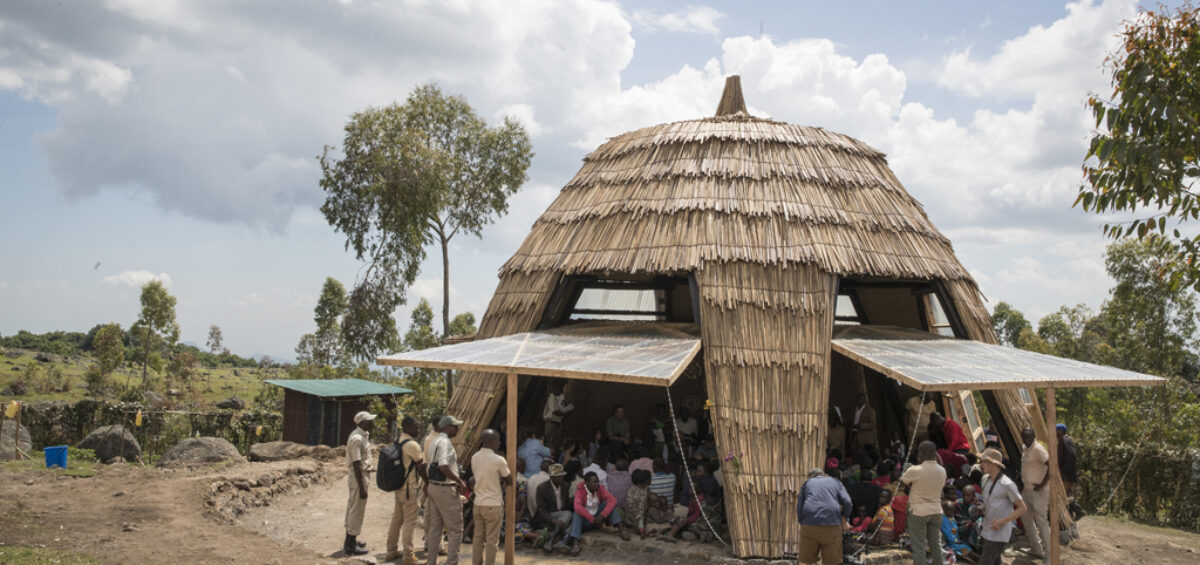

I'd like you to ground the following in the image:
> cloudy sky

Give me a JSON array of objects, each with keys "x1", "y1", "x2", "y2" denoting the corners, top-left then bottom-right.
[{"x1": 0, "y1": 0, "x2": 1171, "y2": 359}]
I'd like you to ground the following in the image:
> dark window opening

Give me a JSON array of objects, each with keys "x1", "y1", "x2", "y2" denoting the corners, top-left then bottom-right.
[{"x1": 539, "y1": 274, "x2": 697, "y2": 328}]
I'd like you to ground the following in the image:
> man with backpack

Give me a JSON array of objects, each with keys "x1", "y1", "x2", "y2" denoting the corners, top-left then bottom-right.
[{"x1": 384, "y1": 416, "x2": 429, "y2": 565}]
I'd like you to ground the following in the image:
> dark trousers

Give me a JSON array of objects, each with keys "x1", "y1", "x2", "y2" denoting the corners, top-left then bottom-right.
[{"x1": 978, "y1": 540, "x2": 1007, "y2": 565}]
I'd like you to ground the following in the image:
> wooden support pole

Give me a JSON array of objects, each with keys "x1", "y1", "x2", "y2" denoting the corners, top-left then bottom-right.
[
  {"x1": 505, "y1": 373, "x2": 517, "y2": 565},
  {"x1": 1046, "y1": 387, "x2": 1060, "y2": 565}
]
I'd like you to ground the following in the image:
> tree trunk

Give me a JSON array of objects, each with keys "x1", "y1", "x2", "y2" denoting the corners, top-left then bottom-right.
[
  {"x1": 441, "y1": 233, "x2": 453, "y2": 399},
  {"x1": 140, "y1": 329, "x2": 150, "y2": 391}
]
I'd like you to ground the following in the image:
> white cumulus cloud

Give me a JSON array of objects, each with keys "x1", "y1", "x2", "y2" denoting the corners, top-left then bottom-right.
[
  {"x1": 101, "y1": 270, "x2": 172, "y2": 288},
  {"x1": 633, "y1": 5, "x2": 725, "y2": 36}
]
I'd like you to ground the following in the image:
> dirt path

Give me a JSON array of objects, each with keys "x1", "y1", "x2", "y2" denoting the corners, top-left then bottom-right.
[
  {"x1": 3, "y1": 460, "x2": 1199, "y2": 564},
  {"x1": 0, "y1": 462, "x2": 324, "y2": 564},
  {"x1": 245, "y1": 467, "x2": 708, "y2": 564}
]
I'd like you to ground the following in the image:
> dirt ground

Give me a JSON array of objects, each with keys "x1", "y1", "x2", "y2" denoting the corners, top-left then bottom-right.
[{"x1": 2, "y1": 459, "x2": 1199, "y2": 564}]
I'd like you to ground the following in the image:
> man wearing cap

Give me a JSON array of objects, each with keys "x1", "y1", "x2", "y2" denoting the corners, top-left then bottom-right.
[
  {"x1": 978, "y1": 447, "x2": 1027, "y2": 565},
  {"x1": 426, "y1": 415, "x2": 468, "y2": 565},
  {"x1": 899, "y1": 441, "x2": 946, "y2": 565},
  {"x1": 796, "y1": 468, "x2": 852, "y2": 565},
  {"x1": 533, "y1": 463, "x2": 573, "y2": 553},
  {"x1": 344, "y1": 410, "x2": 376, "y2": 556},
  {"x1": 1019, "y1": 426, "x2": 1051, "y2": 560}
]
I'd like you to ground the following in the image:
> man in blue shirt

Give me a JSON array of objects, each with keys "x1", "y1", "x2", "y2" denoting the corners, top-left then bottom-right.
[
  {"x1": 517, "y1": 429, "x2": 552, "y2": 479},
  {"x1": 796, "y1": 468, "x2": 852, "y2": 565}
]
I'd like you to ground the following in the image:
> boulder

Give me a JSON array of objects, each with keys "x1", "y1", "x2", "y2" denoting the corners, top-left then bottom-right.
[
  {"x1": 216, "y1": 396, "x2": 245, "y2": 410},
  {"x1": 249, "y1": 441, "x2": 309, "y2": 462},
  {"x1": 167, "y1": 388, "x2": 181, "y2": 397},
  {"x1": 249, "y1": 441, "x2": 342, "y2": 462},
  {"x1": 0, "y1": 420, "x2": 32, "y2": 460},
  {"x1": 158, "y1": 437, "x2": 245, "y2": 468},
  {"x1": 142, "y1": 391, "x2": 165, "y2": 410},
  {"x1": 34, "y1": 352, "x2": 53, "y2": 363},
  {"x1": 1, "y1": 382, "x2": 27, "y2": 396},
  {"x1": 78, "y1": 425, "x2": 141, "y2": 462}
]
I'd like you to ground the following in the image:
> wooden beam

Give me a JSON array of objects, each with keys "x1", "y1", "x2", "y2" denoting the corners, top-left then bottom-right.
[
  {"x1": 505, "y1": 373, "x2": 517, "y2": 565},
  {"x1": 1046, "y1": 387, "x2": 1060, "y2": 565}
]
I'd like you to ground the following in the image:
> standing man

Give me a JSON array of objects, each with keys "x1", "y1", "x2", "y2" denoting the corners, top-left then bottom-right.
[
  {"x1": 978, "y1": 448, "x2": 1027, "y2": 565},
  {"x1": 386, "y1": 416, "x2": 430, "y2": 565},
  {"x1": 543, "y1": 381, "x2": 569, "y2": 451},
  {"x1": 1019, "y1": 427, "x2": 1051, "y2": 560},
  {"x1": 1056, "y1": 423, "x2": 1079, "y2": 497},
  {"x1": 826, "y1": 408, "x2": 846, "y2": 456},
  {"x1": 900, "y1": 441, "x2": 947, "y2": 565},
  {"x1": 344, "y1": 411, "x2": 376, "y2": 556},
  {"x1": 906, "y1": 395, "x2": 936, "y2": 444},
  {"x1": 605, "y1": 405, "x2": 631, "y2": 460},
  {"x1": 469, "y1": 429, "x2": 511, "y2": 565},
  {"x1": 649, "y1": 404, "x2": 670, "y2": 460},
  {"x1": 426, "y1": 415, "x2": 468, "y2": 565},
  {"x1": 852, "y1": 394, "x2": 877, "y2": 450},
  {"x1": 796, "y1": 468, "x2": 852, "y2": 565}
]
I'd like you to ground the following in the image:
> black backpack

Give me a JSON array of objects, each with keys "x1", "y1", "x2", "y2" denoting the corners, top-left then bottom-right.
[{"x1": 376, "y1": 439, "x2": 417, "y2": 492}]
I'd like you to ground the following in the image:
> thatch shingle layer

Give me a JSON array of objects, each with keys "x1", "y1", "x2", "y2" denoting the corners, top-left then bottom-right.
[{"x1": 503, "y1": 116, "x2": 971, "y2": 283}]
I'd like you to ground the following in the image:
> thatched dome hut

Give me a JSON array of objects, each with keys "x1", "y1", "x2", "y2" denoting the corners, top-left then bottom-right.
[{"x1": 441, "y1": 76, "x2": 1036, "y2": 558}]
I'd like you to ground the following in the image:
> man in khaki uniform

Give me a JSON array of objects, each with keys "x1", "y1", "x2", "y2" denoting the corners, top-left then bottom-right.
[
  {"x1": 386, "y1": 416, "x2": 430, "y2": 565},
  {"x1": 469, "y1": 429, "x2": 511, "y2": 565},
  {"x1": 425, "y1": 415, "x2": 468, "y2": 565},
  {"x1": 1020, "y1": 426, "x2": 1051, "y2": 560},
  {"x1": 344, "y1": 411, "x2": 375, "y2": 556}
]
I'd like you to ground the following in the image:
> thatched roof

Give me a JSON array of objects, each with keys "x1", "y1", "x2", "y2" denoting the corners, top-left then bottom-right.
[{"x1": 502, "y1": 76, "x2": 970, "y2": 282}]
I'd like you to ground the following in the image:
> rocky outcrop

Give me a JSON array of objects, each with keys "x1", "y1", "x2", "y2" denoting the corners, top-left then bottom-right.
[
  {"x1": 158, "y1": 437, "x2": 246, "y2": 468},
  {"x1": 215, "y1": 396, "x2": 245, "y2": 410},
  {"x1": 78, "y1": 425, "x2": 141, "y2": 462},
  {"x1": 249, "y1": 441, "x2": 342, "y2": 462},
  {"x1": 0, "y1": 420, "x2": 32, "y2": 460}
]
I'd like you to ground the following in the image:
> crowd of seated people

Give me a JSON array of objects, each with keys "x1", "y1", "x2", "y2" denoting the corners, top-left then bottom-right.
[
  {"x1": 459, "y1": 391, "x2": 728, "y2": 558},
  {"x1": 822, "y1": 403, "x2": 1049, "y2": 564}
]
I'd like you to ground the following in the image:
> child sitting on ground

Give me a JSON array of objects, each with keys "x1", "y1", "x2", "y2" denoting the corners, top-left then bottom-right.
[
  {"x1": 941, "y1": 500, "x2": 979, "y2": 563},
  {"x1": 850, "y1": 505, "x2": 872, "y2": 532},
  {"x1": 869, "y1": 490, "x2": 895, "y2": 546}
]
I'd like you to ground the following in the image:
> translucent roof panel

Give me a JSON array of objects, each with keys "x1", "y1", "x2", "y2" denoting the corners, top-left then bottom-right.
[
  {"x1": 831, "y1": 325, "x2": 1165, "y2": 391},
  {"x1": 377, "y1": 321, "x2": 701, "y2": 387}
]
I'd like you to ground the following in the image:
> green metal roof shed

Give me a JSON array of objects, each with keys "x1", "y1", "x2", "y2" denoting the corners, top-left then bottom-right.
[
  {"x1": 265, "y1": 378, "x2": 413, "y2": 398},
  {"x1": 265, "y1": 379, "x2": 412, "y2": 446}
]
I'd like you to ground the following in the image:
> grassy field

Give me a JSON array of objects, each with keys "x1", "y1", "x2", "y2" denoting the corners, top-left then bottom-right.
[
  {"x1": 0, "y1": 447, "x2": 101, "y2": 478},
  {"x1": 0, "y1": 349, "x2": 283, "y2": 408},
  {"x1": 0, "y1": 545, "x2": 100, "y2": 564}
]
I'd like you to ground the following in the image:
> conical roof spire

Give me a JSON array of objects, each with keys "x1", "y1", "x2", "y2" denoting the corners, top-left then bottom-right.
[{"x1": 715, "y1": 75, "x2": 747, "y2": 117}]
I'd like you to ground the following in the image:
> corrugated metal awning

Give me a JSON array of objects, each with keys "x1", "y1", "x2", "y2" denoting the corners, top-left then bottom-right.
[
  {"x1": 264, "y1": 378, "x2": 413, "y2": 398},
  {"x1": 377, "y1": 321, "x2": 701, "y2": 387},
  {"x1": 831, "y1": 325, "x2": 1165, "y2": 391}
]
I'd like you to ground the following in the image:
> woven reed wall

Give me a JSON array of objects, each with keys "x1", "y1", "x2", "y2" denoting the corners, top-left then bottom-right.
[
  {"x1": 443, "y1": 269, "x2": 559, "y2": 456},
  {"x1": 944, "y1": 279, "x2": 1074, "y2": 530},
  {"x1": 697, "y1": 261, "x2": 837, "y2": 558}
]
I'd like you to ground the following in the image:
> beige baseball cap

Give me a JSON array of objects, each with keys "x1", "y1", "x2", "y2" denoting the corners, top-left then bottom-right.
[{"x1": 354, "y1": 411, "x2": 377, "y2": 424}]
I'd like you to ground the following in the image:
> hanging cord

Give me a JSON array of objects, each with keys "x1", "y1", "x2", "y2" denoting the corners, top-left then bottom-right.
[
  {"x1": 665, "y1": 387, "x2": 728, "y2": 547},
  {"x1": 902, "y1": 390, "x2": 927, "y2": 468}
]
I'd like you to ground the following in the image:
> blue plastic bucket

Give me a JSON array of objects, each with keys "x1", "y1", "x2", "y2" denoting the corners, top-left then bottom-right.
[{"x1": 44, "y1": 445, "x2": 68, "y2": 469}]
